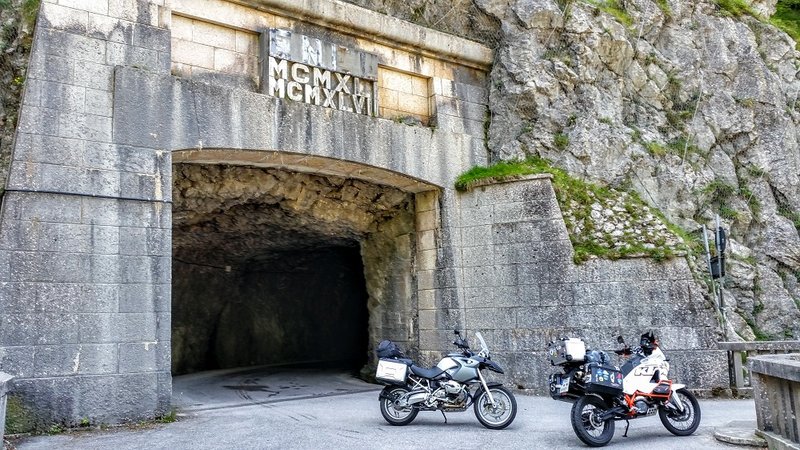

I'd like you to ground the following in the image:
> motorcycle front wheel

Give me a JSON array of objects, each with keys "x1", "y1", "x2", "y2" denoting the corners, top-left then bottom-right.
[
  {"x1": 379, "y1": 386, "x2": 418, "y2": 426},
  {"x1": 570, "y1": 395, "x2": 615, "y2": 447},
  {"x1": 473, "y1": 385, "x2": 517, "y2": 429},
  {"x1": 659, "y1": 388, "x2": 701, "y2": 436}
]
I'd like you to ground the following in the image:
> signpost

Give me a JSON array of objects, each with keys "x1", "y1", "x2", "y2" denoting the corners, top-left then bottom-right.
[{"x1": 702, "y1": 215, "x2": 727, "y2": 330}]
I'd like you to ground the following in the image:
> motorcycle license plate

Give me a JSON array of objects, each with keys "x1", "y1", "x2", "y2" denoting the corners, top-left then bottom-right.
[{"x1": 559, "y1": 376, "x2": 570, "y2": 393}]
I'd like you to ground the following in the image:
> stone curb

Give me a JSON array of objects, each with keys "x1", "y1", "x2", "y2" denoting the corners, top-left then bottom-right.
[{"x1": 714, "y1": 422, "x2": 767, "y2": 448}]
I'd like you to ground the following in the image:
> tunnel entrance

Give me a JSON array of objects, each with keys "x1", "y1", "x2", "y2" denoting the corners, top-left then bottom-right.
[{"x1": 171, "y1": 162, "x2": 417, "y2": 376}]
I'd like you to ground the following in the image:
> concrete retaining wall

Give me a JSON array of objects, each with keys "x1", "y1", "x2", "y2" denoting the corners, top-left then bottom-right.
[
  {"x1": 751, "y1": 354, "x2": 800, "y2": 449},
  {"x1": 0, "y1": 372, "x2": 12, "y2": 439}
]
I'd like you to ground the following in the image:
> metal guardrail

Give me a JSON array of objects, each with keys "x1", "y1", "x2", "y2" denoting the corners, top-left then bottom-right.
[
  {"x1": 750, "y1": 354, "x2": 800, "y2": 448},
  {"x1": 718, "y1": 341, "x2": 800, "y2": 389}
]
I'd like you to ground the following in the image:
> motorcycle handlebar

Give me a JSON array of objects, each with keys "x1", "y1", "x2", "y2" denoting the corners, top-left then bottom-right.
[{"x1": 614, "y1": 345, "x2": 633, "y2": 356}]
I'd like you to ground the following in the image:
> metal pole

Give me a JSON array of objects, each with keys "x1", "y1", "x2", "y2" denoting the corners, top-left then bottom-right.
[
  {"x1": 702, "y1": 224, "x2": 720, "y2": 311},
  {"x1": 715, "y1": 215, "x2": 726, "y2": 327}
]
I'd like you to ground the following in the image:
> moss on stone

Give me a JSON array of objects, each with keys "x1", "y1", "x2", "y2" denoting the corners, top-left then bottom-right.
[
  {"x1": 455, "y1": 157, "x2": 689, "y2": 263},
  {"x1": 771, "y1": 0, "x2": 800, "y2": 48},
  {"x1": 5, "y1": 395, "x2": 35, "y2": 434},
  {"x1": 715, "y1": 0, "x2": 757, "y2": 17},
  {"x1": 585, "y1": 0, "x2": 633, "y2": 27}
]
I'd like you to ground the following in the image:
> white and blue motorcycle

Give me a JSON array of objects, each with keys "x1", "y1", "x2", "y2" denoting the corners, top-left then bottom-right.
[{"x1": 375, "y1": 330, "x2": 517, "y2": 429}]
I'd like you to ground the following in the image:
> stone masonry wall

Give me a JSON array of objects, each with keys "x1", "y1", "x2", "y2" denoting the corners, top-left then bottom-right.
[
  {"x1": 0, "y1": 1, "x2": 172, "y2": 428},
  {"x1": 0, "y1": 0, "x2": 493, "y2": 427},
  {"x1": 419, "y1": 176, "x2": 728, "y2": 394}
]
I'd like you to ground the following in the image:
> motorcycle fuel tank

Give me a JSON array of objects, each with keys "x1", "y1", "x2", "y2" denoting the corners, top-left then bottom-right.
[{"x1": 437, "y1": 356, "x2": 479, "y2": 383}]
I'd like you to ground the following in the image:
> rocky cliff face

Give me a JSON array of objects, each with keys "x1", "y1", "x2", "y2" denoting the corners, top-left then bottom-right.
[
  {"x1": 344, "y1": 0, "x2": 800, "y2": 340},
  {"x1": 0, "y1": 0, "x2": 38, "y2": 191}
]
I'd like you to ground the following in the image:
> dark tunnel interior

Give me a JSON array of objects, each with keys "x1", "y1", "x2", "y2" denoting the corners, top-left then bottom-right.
[{"x1": 171, "y1": 163, "x2": 415, "y2": 376}]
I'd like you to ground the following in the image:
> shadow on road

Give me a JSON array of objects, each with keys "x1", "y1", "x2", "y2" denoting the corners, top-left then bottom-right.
[{"x1": 172, "y1": 365, "x2": 381, "y2": 412}]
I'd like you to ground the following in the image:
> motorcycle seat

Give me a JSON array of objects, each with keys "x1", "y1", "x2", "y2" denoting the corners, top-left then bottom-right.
[{"x1": 410, "y1": 365, "x2": 446, "y2": 379}]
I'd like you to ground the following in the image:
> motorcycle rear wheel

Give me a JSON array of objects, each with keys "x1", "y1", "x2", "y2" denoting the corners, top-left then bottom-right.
[
  {"x1": 570, "y1": 395, "x2": 615, "y2": 447},
  {"x1": 379, "y1": 386, "x2": 418, "y2": 426},
  {"x1": 659, "y1": 388, "x2": 701, "y2": 436},
  {"x1": 473, "y1": 385, "x2": 517, "y2": 429}
]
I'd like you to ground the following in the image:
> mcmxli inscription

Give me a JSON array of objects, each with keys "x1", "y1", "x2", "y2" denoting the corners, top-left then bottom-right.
[{"x1": 261, "y1": 29, "x2": 378, "y2": 115}]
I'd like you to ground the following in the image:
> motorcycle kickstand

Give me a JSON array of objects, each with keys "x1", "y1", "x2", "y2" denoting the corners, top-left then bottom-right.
[
  {"x1": 622, "y1": 420, "x2": 630, "y2": 437},
  {"x1": 440, "y1": 410, "x2": 447, "y2": 424}
]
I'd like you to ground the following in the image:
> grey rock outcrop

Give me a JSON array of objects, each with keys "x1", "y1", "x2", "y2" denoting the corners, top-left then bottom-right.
[
  {"x1": 347, "y1": 0, "x2": 800, "y2": 339},
  {"x1": 0, "y1": 0, "x2": 37, "y2": 190},
  {"x1": 484, "y1": 0, "x2": 800, "y2": 340}
]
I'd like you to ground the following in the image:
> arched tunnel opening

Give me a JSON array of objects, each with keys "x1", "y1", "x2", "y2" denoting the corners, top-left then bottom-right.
[{"x1": 171, "y1": 163, "x2": 417, "y2": 378}]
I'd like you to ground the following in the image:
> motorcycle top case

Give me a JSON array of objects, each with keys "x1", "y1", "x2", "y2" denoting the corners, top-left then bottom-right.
[
  {"x1": 586, "y1": 364, "x2": 624, "y2": 395},
  {"x1": 548, "y1": 338, "x2": 586, "y2": 365},
  {"x1": 376, "y1": 340, "x2": 403, "y2": 359},
  {"x1": 375, "y1": 358, "x2": 408, "y2": 384}
]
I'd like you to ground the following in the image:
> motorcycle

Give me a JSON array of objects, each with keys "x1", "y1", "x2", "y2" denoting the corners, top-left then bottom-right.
[
  {"x1": 374, "y1": 330, "x2": 517, "y2": 429},
  {"x1": 547, "y1": 332, "x2": 701, "y2": 447}
]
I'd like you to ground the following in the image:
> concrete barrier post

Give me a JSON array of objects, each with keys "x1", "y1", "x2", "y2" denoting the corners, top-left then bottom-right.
[
  {"x1": 749, "y1": 354, "x2": 800, "y2": 449},
  {"x1": 0, "y1": 372, "x2": 13, "y2": 439}
]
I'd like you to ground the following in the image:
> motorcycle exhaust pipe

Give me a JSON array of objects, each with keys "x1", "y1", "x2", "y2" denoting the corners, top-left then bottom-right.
[
  {"x1": 395, "y1": 390, "x2": 428, "y2": 407},
  {"x1": 598, "y1": 406, "x2": 628, "y2": 421}
]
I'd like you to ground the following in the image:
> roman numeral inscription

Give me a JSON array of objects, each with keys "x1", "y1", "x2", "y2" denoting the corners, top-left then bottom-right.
[{"x1": 261, "y1": 29, "x2": 378, "y2": 116}]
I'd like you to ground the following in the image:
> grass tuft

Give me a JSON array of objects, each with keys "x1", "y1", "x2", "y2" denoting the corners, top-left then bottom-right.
[
  {"x1": 715, "y1": 0, "x2": 757, "y2": 17},
  {"x1": 772, "y1": 0, "x2": 800, "y2": 49},
  {"x1": 586, "y1": 0, "x2": 634, "y2": 27}
]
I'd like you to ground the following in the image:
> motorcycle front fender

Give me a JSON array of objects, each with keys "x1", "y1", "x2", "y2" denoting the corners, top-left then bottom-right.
[
  {"x1": 471, "y1": 381, "x2": 503, "y2": 400},
  {"x1": 671, "y1": 383, "x2": 686, "y2": 391}
]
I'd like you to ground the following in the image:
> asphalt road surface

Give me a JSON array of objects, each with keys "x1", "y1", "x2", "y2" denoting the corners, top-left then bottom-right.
[{"x1": 10, "y1": 368, "x2": 757, "y2": 450}]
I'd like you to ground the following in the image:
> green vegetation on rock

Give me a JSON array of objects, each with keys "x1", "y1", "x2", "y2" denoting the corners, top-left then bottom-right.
[
  {"x1": 712, "y1": 0, "x2": 799, "y2": 49},
  {"x1": 455, "y1": 157, "x2": 690, "y2": 264},
  {"x1": 715, "y1": 0, "x2": 757, "y2": 17},
  {"x1": 655, "y1": 0, "x2": 671, "y2": 16},
  {"x1": 772, "y1": 0, "x2": 800, "y2": 48},
  {"x1": 554, "y1": 132, "x2": 570, "y2": 150},
  {"x1": 585, "y1": 0, "x2": 633, "y2": 27},
  {"x1": 778, "y1": 204, "x2": 800, "y2": 232},
  {"x1": 0, "y1": 0, "x2": 40, "y2": 199},
  {"x1": 454, "y1": 160, "x2": 540, "y2": 191},
  {"x1": 5, "y1": 395, "x2": 35, "y2": 434}
]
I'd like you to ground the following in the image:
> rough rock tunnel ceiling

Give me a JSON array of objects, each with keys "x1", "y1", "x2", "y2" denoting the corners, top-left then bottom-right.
[{"x1": 171, "y1": 163, "x2": 415, "y2": 374}]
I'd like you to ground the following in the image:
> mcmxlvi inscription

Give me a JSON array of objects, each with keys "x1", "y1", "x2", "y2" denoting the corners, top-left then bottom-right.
[{"x1": 261, "y1": 29, "x2": 379, "y2": 116}]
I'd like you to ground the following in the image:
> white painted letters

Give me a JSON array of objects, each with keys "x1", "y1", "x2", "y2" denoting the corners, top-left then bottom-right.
[{"x1": 267, "y1": 56, "x2": 374, "y2": 116}]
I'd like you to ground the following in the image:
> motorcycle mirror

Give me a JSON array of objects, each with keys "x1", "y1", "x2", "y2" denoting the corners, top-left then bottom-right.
[
  {"x1": 616, "y1": 335, "x2": 625, "y2": 344},
  {"x1": 453, "y1": 329, "x2": 460, "y2": 335}
]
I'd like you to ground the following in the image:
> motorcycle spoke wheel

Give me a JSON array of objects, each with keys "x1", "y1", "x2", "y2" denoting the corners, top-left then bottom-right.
[
  {"x1": 570, "y1": 396, "x2": 615, "y2": 447},
  {"x1": 379, "y1": 386, "x2": 418, "y2": 426},
  {"x1": 659, "y1": 388, "x2": 701, "y2": 436},
  {"x1": 473, "y1": 386, "x2": 517, "y2": 430}
]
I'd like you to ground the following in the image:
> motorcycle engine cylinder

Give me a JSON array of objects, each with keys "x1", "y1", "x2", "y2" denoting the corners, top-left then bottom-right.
[{"x1": 444, "y1": 380, "x2": 462, "y2": 394}]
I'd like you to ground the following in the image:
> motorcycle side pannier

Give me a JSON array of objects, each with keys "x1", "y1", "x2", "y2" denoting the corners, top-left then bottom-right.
[
  {"x1": 585, "y1": 364, "x2": 624, "y2": 395},
  {"x1": 548, "y1": 338, "x2": 586, "y2": 365},
  {"x1": 375, "y1": 358, "x2": 408, "y2": 384}
]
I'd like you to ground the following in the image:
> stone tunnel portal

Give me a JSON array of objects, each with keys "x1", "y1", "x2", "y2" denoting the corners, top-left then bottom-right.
[{"x1": 171, "y1": 162, "x2": 418, "y2": 376}]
